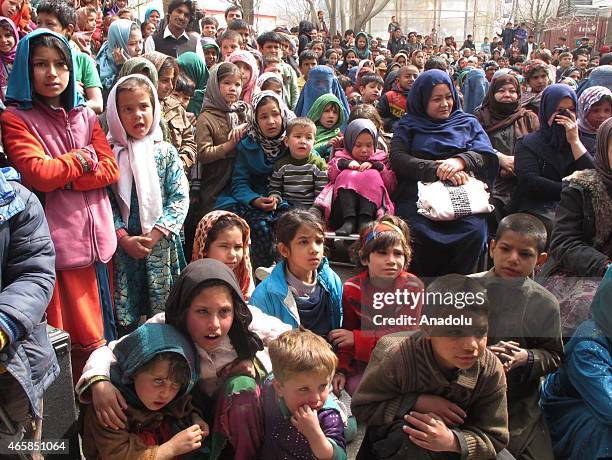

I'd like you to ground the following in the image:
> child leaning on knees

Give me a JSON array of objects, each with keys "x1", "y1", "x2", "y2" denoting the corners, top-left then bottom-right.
[
  {"x1": 352, "y1": 275, "x2": 510, "y2": 460},
  {"x1": 261, "y1": 328, "x2": 347, "y2": 460}
]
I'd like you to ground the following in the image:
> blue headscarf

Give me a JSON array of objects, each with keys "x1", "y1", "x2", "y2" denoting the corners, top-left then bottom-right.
[
  {"x1": 394, "y1": 69, "x2": 496, "y2": 160},
  {"x1": 294, "y1": 65, "x2": 350, "y2": 124},
  {"x1": 144, "y1": 7, "x2": 162, "y2": 23},
  {"x1": 96, "y1": 19, "x2": 136, "y2": 90},
  {"x1": 461, "y1": 68, "x2": 489, "y2": 114},
  {"x1": 576, "y1": 65, "x2": 612, "y2": 97},
  {"x1": 6, "y1": 29, "x2": 83, "y2": 111}
]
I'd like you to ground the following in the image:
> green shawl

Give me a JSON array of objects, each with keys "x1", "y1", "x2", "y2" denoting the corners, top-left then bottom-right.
[
  {"x1": 177, "y1": 51, "x2": 209, "y2": 117},
  {"x1": 307, "y1": 94, "x2": 346, "y2": 159}
]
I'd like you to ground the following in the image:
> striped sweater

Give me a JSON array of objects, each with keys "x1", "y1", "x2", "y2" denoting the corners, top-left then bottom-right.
[{"x1": 269, "y1": 151, "x2": 328, "y2": 207}]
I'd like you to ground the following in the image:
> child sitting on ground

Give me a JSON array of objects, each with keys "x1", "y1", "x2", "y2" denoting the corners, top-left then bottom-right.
[
  {"x1": 262, "y1": 328, "x2": 346, "y2": 459},
  {"x1": 358, "y1": 72, "x2": 384, "y2": 107},
  {"x1": 307, "y1": 94, "x2": 346, "y2": 159},
  {"x1": 269, "y1": 117, "x2": 328, "y2": 210},
  {"x1": 377, "y1": 64, "x2": 419, "y2": 132}
]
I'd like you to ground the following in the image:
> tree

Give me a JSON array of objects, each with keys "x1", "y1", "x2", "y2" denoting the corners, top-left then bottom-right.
[
  {"x1": 225, "y1": 0, "x2": 262, "y2": 24},
  {"x1": 515, "y1": 0, "x2": 578, "y2": 42},
  {"x1": 349, "y1": 0, "x2": 393, "y2": 32}
]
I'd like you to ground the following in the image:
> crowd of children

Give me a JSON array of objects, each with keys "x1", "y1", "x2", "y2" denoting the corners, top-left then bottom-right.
[{"x1": 0, "y1": 0, "x2": 610, "y2": 458}]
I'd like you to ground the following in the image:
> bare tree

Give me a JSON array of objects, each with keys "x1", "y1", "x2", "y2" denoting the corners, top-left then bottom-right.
[
  {"x1": 281, "y1": 0, "x2": 313, "y2": 29},
  {"x1": 515, "y1": 0, "x2": 578, "y2": 42},
  {"x1": 225, "y1": 0, "x2": 263, "y2": 24},
  {"x1": 349, "y1": 0, "x2": 393, "y2": 32}
]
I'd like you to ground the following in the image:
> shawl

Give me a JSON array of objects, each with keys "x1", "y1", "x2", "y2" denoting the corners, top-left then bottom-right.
[
  {"x1": 475, "y1": 73, "x2": 538, "y2": 138},
  {"x1": 383, "y1": 69, "x2": 399, "y2": 93},
  {"x1": 461, "y1": 68, "x2": 488, "y2": 114},
  {"x1": 76, "y1": 7, "x2": 92, "y2": 31},
  {"x1": 394, "y1": 69, "x2": 496, "y2": 160},
  {"x1": 352, "y1": 32, "x2": 371, "y2": 60},
  {"x1": 307, "y1": 93, "x2": 346, "y2": 151},
  {"x1": 177, "y1": 51, "x2": 209, "y2": 116},
  {"x1": 201, "y1": 62, "x2": 250, "y2": 130},
  {"x1": 6, "y1": 29, "x2": 82, "y2": 110},
  {"x1": 117, "y1": 57, "x2": 158, "y2": 87},
  {"x1": 107, "y1": 75, "x2": 163, "y2": 234},
  {"x1": 191, "y1": 210, "x2": 254, "y2": 300},
  {"x1": 594, "y1": 117, "x2": 612, "y2": 197},
  {"x1": 576, "y1": 65, "x2": 612, "y2": 97},
  {"x1": 0, "y1": 0, "x2": 32, "y2": 36},
  {"x1": 227, "y1": 50, "x2": 259, "y2": 105},
  {"x1": 590, "y1": 264, "x2": 612, "y2": 338},
  {"x1": 0, "y1": 16, "x2": 18, "y2": 100},
  {"x1": 142, "y1": 51, "x2": 178, "y2": 92},
  {"x1": 577, "y1": 85, "x2": 612, "y2": 135},
  {"x1": 96, "y1": 19, "x2": 135, "y2": 90},
  {"x1": 144, "y1": 6, "x2": 162, "y2": 22},
  {"x1": 247, "y1": 90, "x2": 294, "y2": 162},
  {"x1": 391, "y1": 51, "x2": 409, "y2": 66},
  {"x1": 294, "y1": 65, "x2": 350, "y2": 118},
  {"x1": 201, "y1": 37, "x2": 220, "y2": 64}
]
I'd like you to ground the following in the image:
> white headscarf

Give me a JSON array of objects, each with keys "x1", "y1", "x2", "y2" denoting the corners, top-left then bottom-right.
[{"x1": 107, "y1": 74, "x2": 163, "y2": 234}]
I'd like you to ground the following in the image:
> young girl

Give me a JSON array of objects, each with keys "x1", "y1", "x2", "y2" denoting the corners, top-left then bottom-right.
[
  {"x1": 73, "y1": 6, "x2": 97, "y2": 56},
  {"x1": 0, "y1": 16, "x2": 17, "y2": 100},
  {"x1": 0, "y1": 29, "x2": 119, "y2": 378},
  {"x1": 307, "y1": 93, "x2": 346, "y2": 159},
  {"x1": 192, "y1": 210, "x2": 255, "y2": 300},
  {"x1": 106, "y1": 74, "x2": 189, "y2": 334},
  {"x1": 352, "y1": 32, "x2": 370, "y2": 60},
  {"x1": 256, "y1": 71, "x2": 283, "y2": 98},
  {"x1": 329, "y1": 215, "x2": 423, "y2": 396},
  {"x1": 577, "y1": 85, "x2": 612, "y2": 156},
  {"x1": 0, "y1": 0, "x2": 33, "y2": 37},
  {"x1": 177, "y1": 51, "x2": 209, "y2": 118},
  {"x1": 316, "y1": 119, "x2": 397, "y2": 236},
  {"x1": 96, "y1": 19, "x2": 142, "y2": 93},
  {"x1": 228, "y1": 49, "x2": 259, "y2": 105}
]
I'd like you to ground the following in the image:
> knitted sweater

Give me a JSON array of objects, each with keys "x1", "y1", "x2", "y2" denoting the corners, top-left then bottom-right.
[
  {"x1": 351, "y1": 334, "x2": 509, "y2": 459},
  {"x1": 269, "y1": 151, "x2": 328, "y2": 207}
]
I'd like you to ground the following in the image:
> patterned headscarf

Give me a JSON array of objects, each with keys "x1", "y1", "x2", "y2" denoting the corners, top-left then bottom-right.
[
  {"x1": 577, "y1": 86, "x2": 612, "y2": 135},
  {"x1": 247, "y1": 90, "x2": 294, "y2": 162},
  {"x1": 228, "y1": 50, "x2": 259, "y2": 105}
]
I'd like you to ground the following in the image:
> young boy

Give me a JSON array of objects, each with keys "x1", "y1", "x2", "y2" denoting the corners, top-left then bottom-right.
[
  {"x1": 263, "y1": 328, "x2": 346, "y2": 460},
  {"x1": 262, "y1": 55, "x2": 284, "y2": 75},
  {"x1": 172, "y1": 73, "x2": 196, "y2": 110},
  {"x1": 218, "y1": 29, "x2": 242, "y2": 61},
  {"x1": 258, "y1": 30, "x2": 299, "y2": 109},
  {"x1": 269, "y1": 118, "x2": 328, "y2": 209},
  {"x1": 297, "y1": 50, "x2": 319, "y2": 92},
  {"x1": 338, "y1": 75, "x2": 354, "y2": 100},
  {"x1": 377, "y1": 64, "x2": 418, "y2": 132},
  {"x1": 82, "y1": 323, "x2": 207, "y2": 459},
  {"x1": 201, "y1": 16, "x2": 217, "y2": 38},
  {"x1": 358, "y1": 72, "x2": 384, "y2": 107},
  {"x1": 472, "y1": 213, "x2": 562, "y2": 460},
  {"x1": 352, "y1": 275, "x2": 510, "y2": 459}
]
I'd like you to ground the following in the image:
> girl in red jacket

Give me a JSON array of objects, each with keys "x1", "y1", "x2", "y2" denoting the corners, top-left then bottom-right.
[{"x1": 329, "y1": 215, "x2": 424, "y2": 396}]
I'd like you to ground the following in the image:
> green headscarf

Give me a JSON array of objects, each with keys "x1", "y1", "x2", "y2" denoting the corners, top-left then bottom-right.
[
  {"x1": 117, "y1": 57, "x2": 158, "y2": 87},
  {"x1": 307, "y1": 94, "x2": 345, "y2": 159},
  {"x1": 353, "y1": 32, "x2": 371, "y2": 60},
  {"x1": 591, "y1": 264, "x2": 612, "y2": 337},
  {"x1": 177, "y1": 52, "x2": 209, "y2": 117}
]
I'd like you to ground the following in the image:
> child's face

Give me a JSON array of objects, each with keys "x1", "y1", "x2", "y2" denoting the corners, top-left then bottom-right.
[
  {"x1": 117, "y1": 87, "x2": 154, "y2": 140},
  {"x1": 116, "y1": 0, "x2": 127, "y2": 8},
  {"x1": 86, "y1": 13, "x2": 98, "y2": 31},
  {"x1": 126, "y1": 28, "x2": 143, "y2": 57},
  {"x1": 299, "y1": 58, "x2": 317, "y2": 80},
  {"x1": 345, "y1": 51, "x2": 356, "y2": 61},
  {"x1": 398, "y1": 68, "x2": 418, "y2": 90},
  {"x1": 171, "y1": 90, "x2": 191, "y2": 109},
  {"x1": 360, "y1": 82, "x2": 382, "y2": 104},
  {"x1": 221, "y1": 39, "x2": 240, "y2": 60},
  {"x1": 352, "y1": 131, "x2": 375, "y2": 162},
  {"x1": 202, "y1": 23, "x2": 216, "y2": 38},
  {"x1": 311, "y1": 43, "x2": 323, "y2": 57},
  {"x1": 31, "y1": 46, "x2": 70, "y2": 107},
  {"x1": 586, "y1": 100, "x2": 612, "y2": 131},
  {"x1": 343, "y1": 84, "x2": 353, "y2": 97},
  {"x1": 256, "y1": 99, "x2": 283, "y2": 138},
  {"x1": 219, "y1": 73, "x2": 242, "y2": 104},
  {"x1": 264, "y1": 62, "x2": 282, "y2": 75},
  {"x1": 411, "y1": 52, "x2": 424, "y2": 68},
  {"x1": 186, "y1": 285, "x2": 234, "y2": 353},
  {"x1": 133, "y1": 359, "x2": 182, "y2": 411},
  {"x1": 490, "y1": 230, "x2": 545, "y2": 278},
  {"x1": 320, "y1": 104, "x2": 339, "y2": 129},
  {"x1": 262, "y1": 80, "x2": 283, "y2": 97},
  {"x1": 273, "y1": 370, "x2": 332, "y2": 413},
  {"x1": 143, "y1": 22, "x2": 155, "y2": 38},
  {"x1": 36, "y1": 11, "x2": 67, "y2": 36},
  {"x1": 528, "y1": 70, "x2": 548, "y2": 93},
  {"x1": 559, "y1": 55, "x2": 572, "y2": 67},
  {"x1": 428, "y1": 315, "x2": 488, "y2": 370},
  {"x1": 234, "y1": 61, "x2": 252, "y2": 89},
  {"x1": 278, "y1": 224, "x2": 325, "y2": 280},
  {"x1": 203, "y1": 48, "x2": 218, "y2": 68},
  {"x1": 205, "y1": 225, "x2": 244, "y2": 271},
  {"x1": 0, "y1": 26, "x2": 15, "y2": 53},
  {"x1": 157, "y1": 68, "x2": 175, "y2": 99},
  {"x1": 284, "y1": 126, "x2": 315, "y2": 160},
  {"x1": 364, "y1": 243, "x2": 405, "y2": 282},
  {"x1": 1, "y1": 0, "x2": 21, "y2": 18},
  {"x1": 426, "y1": 84, "x2": 453, "y2": 120},
  {"x1": 357, "y1": 36, "x2": 367, "y2": 49},
  {"x1": 261, "y1": 41, "x2": 282, "y2": 59},
  {"x1": 327, "y1": 52, "x2": 338, "y2": 67}
]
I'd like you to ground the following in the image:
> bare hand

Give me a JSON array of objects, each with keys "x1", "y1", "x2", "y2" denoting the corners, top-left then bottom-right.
[
  {"x1": 554, "y1": 111, "x2": 579, "y2": 144},
  {"x1": 330, "y1": 136, "x2": 344, "y2": 149},
  {"x1": 498, "y1": 153, "x2": 514, "y2": 175},
  {"x1": 348, "y1": 160, "x2": 360, "y2": 170},
  {"x1": 414, "y1": 394, "x2": 466, "y2": 426},
  {"x1": 332, "y1": 373, "x2": 346, "y2": 397},
  {"x1": 489, "y1": 340, "x2": 529, "y2": 372},
  {"x1": 191, "y1": 413, "x2": 210, "y2": 438},
  {"x1": 436, "y1": 158, "x2": 465, "y2": 181},
  {"x1": 328, "y1": 329, "x2": 354, "y2": 348},
  {"x1": 186, "y1": 112, "x2": 197, "y2": 125},
  {"x1": 219, "y1": 358, "x2": 256, "y2": 380},
  {"x1": 252, "y1": 196, "x2": 277, "y2": 211},
  {"x1": 168, "y1": 424, "x2": 204, "y2": 455},
  {"x1": 403, "y1": 412, "x2": 460, "y2": 453},
  {"x1": 228, "y1": 124, "x2": 247, "y2": 146},
  {"x1": 358, "y1": 161, "x2": 373, "y2": 172},
  {"x1": 447, "y1": 170, "x2": 469, "y2": 186},
  {"x1": 291, "y1": 404, "x2": 323, "y2": 440},
  {"x1": 112, "y1": 46, "x2": 128, "y2": 65},
  {"x1": 91, "y1": 380, "x2": 128, "y2": 430},
  {"x1": 120, "y1": 235, "x2": 153, "y2": 259}
]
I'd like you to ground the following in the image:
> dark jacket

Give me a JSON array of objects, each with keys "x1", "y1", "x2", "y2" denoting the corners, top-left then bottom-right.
[
  {"x1": 0, "y1": 169, "x2": 57, "y2": 418},
  {"x1": 387, "y1": 36, "x2": 407, "y2": 56}
]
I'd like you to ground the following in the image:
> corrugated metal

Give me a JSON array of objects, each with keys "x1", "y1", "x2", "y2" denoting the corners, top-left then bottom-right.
[{"x1": 541, "y1": 16, "x2": 609, "y2": 50}]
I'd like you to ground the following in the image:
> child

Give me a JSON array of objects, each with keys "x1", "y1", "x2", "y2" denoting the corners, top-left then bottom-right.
[
  {"x1": 377, "y1": 64, "x2": 418, "y2": 132},
  {"x1": 338, "y1": 74, "x2": 354, "y2": 99},
  {"x1": 352, "y1": 275, "x2": 510, "y2": 459},
  {"x1": 269, "y1": 117, "x2": 328, "y2": 209},
  {"x1": 315, "y1": 119, "x2": 396, "y2": 236},
  {"x1": 256, "y1": 72, "x2": 284, "y2": 98},
  {"x1": 358, "y1": 72, "x2": 384, "y2": 106},
  {"x1": 201, "y1": 36, "x2": 220, "y2": 68},
  {"x1": 228, "y1": 49, "x2": 259, "y2": 104},
  {"x1": 218, "y1": 29, "x2": 242, "y2": 61},
  {"x1": 0, "y1": 16, "x2": 15, "y2": 101},
  {"x1": 106, "y1": 74, "x2": 189, "y2": 334},
  {"x1": 82, "y1": 323, "x2": 207, "y2": 459},
  {"x1": 472, "y1": 213, "x2": 562, "y2": 459},
  {"x1": 250, "y1": 209, "x2": 343, "y2": 337},
  {"x1": 177, "y1": 51, "x2": 209, "y2": 118},
  {"x1": 307, "y1": 93, "x2": 346, "y2": 159},
  {"x1": 96, "y1": 19, "x2": 142, "y2": 94},
  {"x1": 262, "y1": 328, "x2": 347, "y2": 459},
  {"x1": 0, "y1": 29, "x2": 119, "y2": 378},
  {"x1": 329, "y1": 216, "x2": 423, "y2": 397},
  {"x1": 297, "y1": 49, "x2": 318, "y2": 92},
  {"x1": 171, "y1": 72, "x2": 195, "y2": 110},
  {"x1": 353, "y1": 31, "x2": 370, "y2": 60},
  {"x1": 295, "y1": 65, "x2": 350, "y2": 118}
]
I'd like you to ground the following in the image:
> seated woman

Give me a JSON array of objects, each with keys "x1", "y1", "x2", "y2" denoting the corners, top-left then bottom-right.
[
  {"x1": 540, "y1": 264, "x2": 612, "y2": 459},
  {"x1": 513, "y1": 84, "x2": 594, "y2": 237},
  {"x1": 538, "y1": 117, "x2": 612, "y2": 337},
  {"x1": 390, "y1": 69, "x2": 498, "y2": 277},
  {"x1": 577, "y1": 85, "x2": 612, "y2": 156},
  {"x1": 475, "y1": 73, "x2": 539, "y2": 224}
]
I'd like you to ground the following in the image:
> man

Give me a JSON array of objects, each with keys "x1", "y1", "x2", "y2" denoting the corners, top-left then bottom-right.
[
  {"x1": 480, "y1": 36, "x2": 491, "y2": 54},
  {"x1": 460, "y1": 34, "x2": 475, "y2": 50},
  {"x1": 574, "y1": 49, "x2": 589, "y2": 69},
  {"x1": 224, "y1": 5, "x2": 242, "y2": 23},
  {"x1": 387, "y1": 26, "x2": 406, "y2": 56},
  {"x1": 405, "y1": 31, "x2": 421, "y2": 55},
  {"x1": 388, "y1": 15, "x2": 400, "y2": 35},
  {"x1": 145, "y1": 0, "x2": 204, "y2": 59},
  {"x1": 316, "y1": 10, "x2": 328, "y2": 34},
  {"x1": 556, "y1": 36, "x2": 569, "y2": 52},
  {"x1": 514, "y1": 22, "x2": 528, "y2": 48},
  {"x1": 501, "y1": 22, "x2": 513, "y2": 51},
  {"x1": 521, "y1": 35, "x2": 537, "y2": 58}
]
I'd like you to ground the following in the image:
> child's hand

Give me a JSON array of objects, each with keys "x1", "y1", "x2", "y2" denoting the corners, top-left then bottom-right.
[
  {"x1": 348, "y1": 160, "x2": 360, "y2": 170},
  {"x1": 328, "y1": 329, "x2": 354, "y2": 348},
  {"x1": 119, "y1": 235, "x2": 152, "y2": 259},
  {"x1": 414, "y1": 394, "x2": 466, "y2": 426},
  {"x1": 330, "y1": 136, "x2": 343, "y2": 150},
  {"x1": 358, "y1": 161, "x2": 373, "y2": 172},
  {"x1": 252, "y1": 196, "x2": 277, "y2": 212},
  {"x1": 489, "y1": 340, "x2": 528, "y2": 372},
  {"x1": 186, "y1": 112, "x2": 197, "y2": 124},
  {"x1": 191, "y1": 413, "x2": 210, "y2": 438},
  {"x1": 291, "y1": 404, "x2": 323, "y2": 441},
  {"x1": 403, "y1": 412, "x2": 460, "y2": 453},
  {"x1": 141, "y1": 228, "x2": 164, "y2": 249},
  {"x1": 167, "y1": 424, "x2": 204, "y2": 455},
  {"x1": 91, "y1": 380, "x2": 128, "y2": 430},
  {"x1": 332, "y1": 373, "x2": 346, "y2": 397},
  {"x1": 220, "y1": 358, "x2": 256, "y2": 380}
]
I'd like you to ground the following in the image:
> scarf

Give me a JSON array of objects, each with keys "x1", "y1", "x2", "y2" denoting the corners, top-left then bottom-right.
[
  {"x1": 201, "y1": 36, "x2": 220, "y2": 65},
  {"x1": 352, "y1": 32, "x2": 371, "y2": 60},
  {"x1": 344, "y1": 118, "x2": 378, "y2": 154},
  {"x1": 461, "y1": 68, "x2": 489, "y2": 115},
  {"x1": 227, "y1": 50, "x2": 259, "y2": 105},
  {"x1": 107, "y1": 75, "x2": 163, "y2": 234},
  {"x1": 256, "y1": 72, "x2": 283, "y2": 93},
  {"x1": 191, "y1": 210, "x2": 254, "y2": 300},
  {"x1": 142, "y1": 51, "x2": 178, "y2": 92},
  {"x1": 177, "y1": 51, "x2": 209, "y2": 116},
  {"x1": 476, "y1": 74, "x2": 537, "y2": 138},
  {"x1": 595, "y1": 117, "x2": 612, "y2": 197},
  {"x1": 295, "y1": 65, "x2": 350, "y2": 120},
  {"x1": 0, "y1": 17, "x2": 18, "y2": 100},
  {"x1": 577, "y1": 85, "x2": 612, "y2": 135},
  {"x1": 117, "y1": 57, "x2": 158, "y2": 87},
  {"x1": 247, "y1": 90, "x2": 293, "y2": 162},
  {"x1": 0, "y1": 0, "x2": 32, "y2": 36},
  {"x1": 576, "y1": 65, "x2": 612, "y2": 97},
  {"x1": 590, "y1": 264, "x2": 612, "y2": 338},
  {"x1": 144, "y1": 6, "x2": 162, "y2": 22},
  {"x1": 307, "y1": 93, "x2": 345, "y2": 149},
  {"x1": 96, "y1": 19, "x2": 135, "y2": 90},
  {"x1": 6, "y1": 29, "x2": 82, "y2": 110},
  {"x1": 201, "y1": 63, "x2": 250, "y2": 129}
]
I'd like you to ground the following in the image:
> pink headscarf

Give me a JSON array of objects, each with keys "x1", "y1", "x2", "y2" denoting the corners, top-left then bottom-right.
[
  {"x1": 228, "y1": 50, "x2": 259, "y2": 104},
  {"x1": 0, "y1": 16, "x2": 18, "y2": 100}
]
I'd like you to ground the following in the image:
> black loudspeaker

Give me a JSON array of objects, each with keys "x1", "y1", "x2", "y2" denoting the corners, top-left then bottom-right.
[{"x1": 42, "y1": 326, "x2": 80, "y2": 460}]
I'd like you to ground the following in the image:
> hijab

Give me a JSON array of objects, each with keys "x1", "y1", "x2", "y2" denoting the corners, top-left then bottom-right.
[
  {"x1": 96, "y1": 19, "x2": 136, "y2": 90},
  {"x1": 383, "y1": 69, "x2": 398, "y2": 93},
  {"x1": 247, "y1": 90, "x2": 293, "y2": 162},
  {"x1": 344, "y1": 118, "x2": 378, "y2": 154},
  {"x1": 164, "y1": 259, "x2": 263, "y2": 359},
  {"x1": 353, "y1": 32, "x2": 371, "y2": 60},
  {"x1": 142, "y1": 51, "x2": 178, "y2": 95},
  {"x1": 227, "y1": 50, "x2": 258, "y2": 105},
  {"x1": 6, "y1": 29, "x2": 83, "y2": 110},
  {"x1": 307, "y1": 93, "x2": 346, "y2": 152},
  {"x1": 0, "y1": 17, "x2": 18, "y2": 100},
  {"x1": 107, "y1": 75, "x2": 163, "y2": 234},
  {"x1": 201, "y1": 36, "x2": 220, "y2": 65},
  {"x1": 294, "y1": 65, "x2": 350, "y2": 119},
  {"x1": 394, "y1": 69, "x2": 496, "y2": 160},
  {"x1": 191, "y1": 210, "x2": 254, "y2": 300},
  {"x1": 144, "y1": 6, "x2": 162, "y2": 22},
  {"x1": 177, "y1": 51, "x2": 209, "y2": 116},
  {"x1": 476, "y1": 73, "x2": 538, "y2": 138},
  {"x1": 594, "y1": 117, "x2": 612, "y2": 197},
  {"x1": 576, "y1": 65, "x2": 612, "y2": 97},
  {"x1": 201, "y1": 62, "x2": 250, "y2": 129},
  {"x1": 590, "y1": 263, "x2": 612, "y2": 338},
  {"x1": 577, "y1": 86, "x2": 612, "y2": 135},
  {"x1": 117, "y1": 56, "x2": 158, "y2": 87},
  {"x1": 461, "y1": 68, "x2": 489, "y2": 114}
]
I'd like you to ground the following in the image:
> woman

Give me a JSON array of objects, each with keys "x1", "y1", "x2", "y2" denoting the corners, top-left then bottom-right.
[
  {"x1": 577, "y1": 85, "x2": 612, "y2": 156},
  {"x1": 390, "y1": 69, "x2": 498, "y2": 277},
  {"x1": 294, "y1": 65, "x2": 350, "y2": 120},
  {"x1": 460, "y1": 67, "x2": 489, "y2": 114},
  {"x1": 475, "y1": 73, "x2": 539, "y2": 222},
  {"x1": 513, "y1": 84, "x2": 594, "y2": 236},
  {"x1": 538, "y1": 118, "x2": 612, "y2": 337},
  {"x1": 521, "y1": 59, "x2": 552, "y2": 113}
]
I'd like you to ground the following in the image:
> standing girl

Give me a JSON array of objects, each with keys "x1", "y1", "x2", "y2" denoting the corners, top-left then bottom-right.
[
  {"x1": 0, "y1": 16, "x2": 18, "y2": 101},
  {"x1": 228, "y1": 50, "x2": 259, "y2": 105},
  {"x1": 106, "y1": 74, "x2": 189, "y2": 334},
  {"x1": 0, "y1": 0, "x2": 33, "y2": 37},
  {"x1": 0, "y1": 29, "x2": 119, "y2": 378}
]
